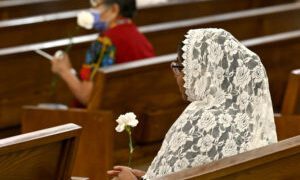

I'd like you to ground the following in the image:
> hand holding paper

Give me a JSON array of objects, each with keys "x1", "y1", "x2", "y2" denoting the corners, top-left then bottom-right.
[{"x1": 34, "y1": 49, "x2": 65, "y2": 61}]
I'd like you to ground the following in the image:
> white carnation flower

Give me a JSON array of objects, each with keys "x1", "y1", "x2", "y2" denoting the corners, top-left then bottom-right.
[
  {"x1": 77, "y1": 11, "x2": 94, "y2": 30},
  {"x1": 115, "y1": 112, "x2": 139, "y2": 132}
]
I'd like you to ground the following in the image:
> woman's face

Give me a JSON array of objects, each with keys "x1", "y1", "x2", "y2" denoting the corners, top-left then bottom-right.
[{"x1": 171, "y1": 58, "x2": 187, "y2": 101}]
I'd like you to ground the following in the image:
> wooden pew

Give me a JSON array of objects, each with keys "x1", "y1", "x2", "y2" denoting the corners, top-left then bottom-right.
[
  {"x1": 146, "y1": 2, "x2": 300, "y2": 55},
  {"x1": 0, "y1": 0, "x2": 293, "y2": 21},
  {"x1": 275, "y1": 115, "x2": 300, "y2": 140},
  {"x1": 0, "y1": 123, "x2": 81, "y2": 180},
  {"x1": 156, "y1": 115, "x2": 300, "y2": 179},
  {"x1": 22, "y1": 108, "x2": 113, "y2": 180},
  {"x1": 0, "y1": 1, "x2": 298, "y2": 48},
  {"x1": 89, "y1": 54, "x2": 187, "y2": 147},
  {"x1": 156, "y1": 134, "x2": 300, "y2": 180},
  {"x1": 281, "y1": 70, "x2": 300, "y2": 115},
  {"x1": 2, "y1": 30, "x2": 300, "y2": 140},
  {"x1": 0, "y1": 0, "x2": 89, "y2": 20}
]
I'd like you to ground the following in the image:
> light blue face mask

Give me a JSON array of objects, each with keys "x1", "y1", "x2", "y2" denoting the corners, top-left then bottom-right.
[{"x1": 90, "y1": 9, "x2": 108, "y2": 32}]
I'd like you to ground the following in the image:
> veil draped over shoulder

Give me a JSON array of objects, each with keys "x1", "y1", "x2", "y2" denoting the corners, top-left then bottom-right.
[{"x1": 143, "y1": 28, "x2": 277, "y2": 179}]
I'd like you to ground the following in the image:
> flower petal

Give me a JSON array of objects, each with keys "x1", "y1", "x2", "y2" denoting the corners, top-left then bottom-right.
[{"x1": 115, "y1": 124, "x2": 125, "y2": 133}]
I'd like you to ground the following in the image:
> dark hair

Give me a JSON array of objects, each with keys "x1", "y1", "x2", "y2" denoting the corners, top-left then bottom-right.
[{"x1": 104, "y1": 0, "x2": 137, "y2": 18}]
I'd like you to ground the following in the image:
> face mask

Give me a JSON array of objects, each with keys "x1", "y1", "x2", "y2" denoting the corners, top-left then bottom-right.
[
  {"x1": 90, "y1": 9, "x2": 108, "y2": 32},
  {"x1": 77, "y1": 9, "x2": 108, "y2": 32}
]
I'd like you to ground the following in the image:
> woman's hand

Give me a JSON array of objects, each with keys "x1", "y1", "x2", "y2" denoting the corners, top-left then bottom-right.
[
  {"x1": 107, "y1": 166, "x2": 145, "y2": 180},
  {"x1": 51, "y1": 51, "x2": 72, "y2": 76}
]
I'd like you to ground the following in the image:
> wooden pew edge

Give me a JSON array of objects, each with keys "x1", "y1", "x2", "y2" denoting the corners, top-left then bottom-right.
[
  {"x1": 2, "y1": 1, "x2": 299, "y2": 29},
  {"x1": 0, "y1": 0, "x2": 209, "y2": 28},
  {"x1": 0, "y1": 123, "x2": 81, "y2": 154},
  {"x1": 0, "y1": 30, "x2": 300, "y2": 60},
  {"x1": 156, "y1": 135, "x2": 300, "y2": 179},
  {"x1": 88, "y1": 72, "x2": 106, "y2": 110},
  {"x1": 0, "y1": 0, "x2": 58, "y2": 8}
]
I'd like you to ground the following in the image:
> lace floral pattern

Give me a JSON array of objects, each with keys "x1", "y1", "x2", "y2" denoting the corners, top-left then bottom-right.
[{"x1": 143, "y1": 29, "x2": 277, "y2": 179}]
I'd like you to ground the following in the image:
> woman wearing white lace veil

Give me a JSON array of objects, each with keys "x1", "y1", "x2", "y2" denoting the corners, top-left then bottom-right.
[{"x1": 108, "y1": 28, "x2": 278, "y2": 179}]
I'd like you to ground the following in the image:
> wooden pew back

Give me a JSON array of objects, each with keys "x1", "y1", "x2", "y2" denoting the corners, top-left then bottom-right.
[
  {"x1": 22, "y1": 108, "x2": 113, "y2": 180},
  {"x1": 156, "y1": 114, "x2": 300, "y2": 179},
  {"x1": 275, "y1": 115, "x2": 300, "y2": 140},
  {"x1": 281, "y1": 70, "x2": 300, "y2": 115},
  {"x1": 146, "y1": 2, "x2": 300, "y2": 55},
  {"x1": 156, "y1": 134, "x2": 300, "y2": 180},
  {"x1": 0, "y1": 123, "x2": 81, "y2": 180},
  {"x1": 0, "y1": 0, "x2": 89, "y2": 20},
  {"x1": 0, "y1": 1, "x2": 298, "y2": 48},
  {"x1": 89, "y1": 55, "x2": 187, "y2": 145}
]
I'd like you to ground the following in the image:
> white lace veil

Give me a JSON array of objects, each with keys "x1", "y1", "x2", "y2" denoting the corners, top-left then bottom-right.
[{"x1": 143, "y1": 28, "x2": 277, "y2": 179}]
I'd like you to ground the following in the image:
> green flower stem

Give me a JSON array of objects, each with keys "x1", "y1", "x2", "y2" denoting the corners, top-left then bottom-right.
[
  {"x1": 126, "y1": 126, "x2": 134, "y2": 166},
  {"x1": 65, "y1": 26, "x2": 80, "y2": 53},
  {"x1": 50, "y1": 26, "x2": 80, "y2": 96}
]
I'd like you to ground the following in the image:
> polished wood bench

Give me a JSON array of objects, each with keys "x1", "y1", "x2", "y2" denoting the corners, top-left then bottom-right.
[
  {"x1": 157, "y1": 133, "x2": 300, "y2": 179},
  {"x1": 0, "y1": 123, "x2": 81, "y2": 180},
  {"x1": 0, "y1": 0, "x2": 292, "y2": 20},
  {"x1": 21, "y1": 111, "x2": 300, "y2": 179},
  {"x1": 156, "y1": 115, "x2": 300, "y2": 179},
  {"x1": 22, "y1": 108, "x2": 113, "y2": 180},
  {"x1": 0, "y1": 0, "x2": 89, "y2": 20}
]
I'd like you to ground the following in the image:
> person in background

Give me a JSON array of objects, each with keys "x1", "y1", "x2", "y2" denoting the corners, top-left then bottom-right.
[{"x1": 51, "y1": 0, "x2": 155, "y2": 106}]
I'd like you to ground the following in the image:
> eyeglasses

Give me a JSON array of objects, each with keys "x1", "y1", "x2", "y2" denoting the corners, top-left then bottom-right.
[{"x1": 171, "y1": 61, "x2": 184, "y2": 75}]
